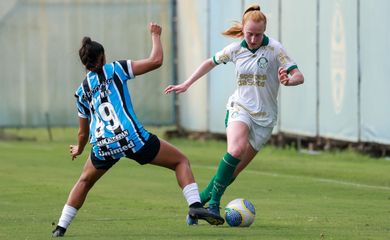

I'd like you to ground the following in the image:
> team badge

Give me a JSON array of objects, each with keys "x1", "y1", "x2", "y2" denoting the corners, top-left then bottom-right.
[
  {"x1": 231, "y1": 110, "x2": 239, "y2": 119},
  {"x1": 257, "y1": 57, "x2": 268, "y2": 69}
]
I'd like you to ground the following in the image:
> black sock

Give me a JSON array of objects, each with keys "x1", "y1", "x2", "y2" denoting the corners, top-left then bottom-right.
[{"x1": 54, "y1": 225, "x2": 66, "y2": 232}]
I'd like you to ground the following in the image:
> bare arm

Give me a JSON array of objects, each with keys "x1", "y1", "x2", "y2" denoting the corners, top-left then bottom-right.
[
  {"x1": 70, "y1": 117, "x2": 89, "y2": 160},
  {"x1": 131, "y1": 23, "x2": 163, "y2": 76},
  {"x1": 278, "y1": 67, "x2": 304, "y2": 86},
  {"x1": 164, "y1": 58, "x2": 216, "y2": 94}
]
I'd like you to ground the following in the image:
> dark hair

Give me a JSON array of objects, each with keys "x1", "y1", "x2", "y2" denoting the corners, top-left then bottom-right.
[{"x1": 78, "y1": 37, "x2": 105, "y2": 72}]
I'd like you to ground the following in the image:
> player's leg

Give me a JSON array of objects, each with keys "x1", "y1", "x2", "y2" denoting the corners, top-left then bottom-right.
[
  {"x1": 207, "y1": 121, "x2": 248, "y2": 214},
  {"x1": 233, "y1": 142, "x2": 258, "y2": 177},
  {"x1": 52, "y1": 156, "x2": 108, "y2": 237},
  {"x1": 234, "y1": 125, "x2": 273, "y2": 177},
  {"x1": 149, "y1": 139, "x2": 224, "y2": 225},
  {"x1": 199, "y1": 175, "x2": 216, "y2": 204},
  {"x1": 149, "y1": 139, "x2": 195, "y2": 187},
  {"x1": 66, "y1": 156, "x2": 108, "y2": 208},
  {"x1": 200, "y1": 142, "x2": 256, "y2": 205}
]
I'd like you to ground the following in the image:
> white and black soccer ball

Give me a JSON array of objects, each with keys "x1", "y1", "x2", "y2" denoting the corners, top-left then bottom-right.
[{"x1": 224, "y1": 198, "x2": 256, "y2": 227}]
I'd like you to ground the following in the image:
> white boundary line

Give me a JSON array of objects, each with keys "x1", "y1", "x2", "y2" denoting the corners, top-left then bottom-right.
[{"x1": 194, "y1": 165, "x2": 390, "y2": 191}]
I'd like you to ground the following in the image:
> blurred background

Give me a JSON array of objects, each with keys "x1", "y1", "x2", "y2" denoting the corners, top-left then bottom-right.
[{"x1": 0, "y1": 0, "x2": 389, "y2": 151}]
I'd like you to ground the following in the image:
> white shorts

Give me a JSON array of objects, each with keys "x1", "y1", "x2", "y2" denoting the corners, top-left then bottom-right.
[{"x1": 225, "y1": 104, "x2": 273, "y2": 151}]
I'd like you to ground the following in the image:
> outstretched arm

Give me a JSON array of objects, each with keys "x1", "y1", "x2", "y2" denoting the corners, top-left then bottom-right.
[
  {"x1": 278, "y1": 67, "x2": 304, "y2": 86},
  {"x1": 131, "y1": 23, "x2": 163, "y2": 76},
  {"x1": 164, "y1": 58, "x2": 216, "y2": 94},
  {"x1": 70, "y1": 117, "x2": 89, "y2": 160}
]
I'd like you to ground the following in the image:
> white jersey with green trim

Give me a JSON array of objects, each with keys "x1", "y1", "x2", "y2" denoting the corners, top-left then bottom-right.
[{"x1": 213, "y1": 35, "x2": 297, "y2": 127}]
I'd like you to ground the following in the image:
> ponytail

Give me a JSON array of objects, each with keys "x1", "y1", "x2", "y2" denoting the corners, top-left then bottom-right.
[
  {"x1": 222, "y1": 4, "x2": 267, "y2": 38},
  {"x1": 222, "y1": 21, "x2": 244, "y2": 38},
  {"x1": 79, "y1": 36, "x2": 105, "y2": 72}
]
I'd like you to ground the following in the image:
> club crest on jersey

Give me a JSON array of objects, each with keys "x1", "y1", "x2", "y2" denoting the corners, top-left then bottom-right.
[{"x1": 257, "y1": 57, "x2": 268, "y2": 69}]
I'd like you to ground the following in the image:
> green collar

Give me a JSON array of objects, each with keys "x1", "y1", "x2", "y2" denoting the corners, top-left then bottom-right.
[{"x1": 241, "y1": 35, "x2": 269, "y2": 53}]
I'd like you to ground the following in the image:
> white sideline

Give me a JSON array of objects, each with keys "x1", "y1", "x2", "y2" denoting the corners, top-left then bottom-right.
[{"x1": 194, "y1": 165, "x2": 390, "y2": 191}]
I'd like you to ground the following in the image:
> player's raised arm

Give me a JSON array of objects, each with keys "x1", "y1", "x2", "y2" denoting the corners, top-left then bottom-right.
[
  {"x1": 131, "y1": 22, "x2": 163, "y2": 76},
  {"x1": 164, "y1": 58, "x2": 216, "y2": 94}
]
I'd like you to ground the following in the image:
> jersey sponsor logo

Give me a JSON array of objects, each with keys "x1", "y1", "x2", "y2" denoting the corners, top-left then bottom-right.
[
  {"x1": 217, "y1": 54, "x2": 230, "y2": 63},
  {"x1": 237, "y1": 74, "x2": 267, "y2": 87},
  {"x1": 278, "y1": 50, "x2": 291, "y2": 66},
  {"x1": 82, "y1": 78, "x2": 113, "y2": 102},
  {"x1": 95, "y1": 130, "x2": 129, "y2": 147},
  {"x1": 98, "y1": 140, "x2": 135, "y2": 157},
  {"x1": 257, "y1": 56, "x2": 268, "y2": 69}
]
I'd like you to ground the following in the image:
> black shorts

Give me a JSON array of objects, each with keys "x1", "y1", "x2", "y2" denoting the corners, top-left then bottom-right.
[{"x1": 90, "y1": 133, "x2": 161, "y2": 170}]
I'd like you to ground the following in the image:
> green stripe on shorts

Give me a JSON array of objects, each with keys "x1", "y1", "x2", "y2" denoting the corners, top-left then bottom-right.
[{"x1": 225, "y1": 110, "x2": 229, "y2": 128}]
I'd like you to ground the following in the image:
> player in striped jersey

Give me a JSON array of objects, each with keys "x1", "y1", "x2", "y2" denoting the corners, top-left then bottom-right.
[
  {"x1": 52, "y1": 23, "x2": 223, "y2": 237},
  {"x1": 165, "y1": 5, "x2": 304, "y2": 224}
]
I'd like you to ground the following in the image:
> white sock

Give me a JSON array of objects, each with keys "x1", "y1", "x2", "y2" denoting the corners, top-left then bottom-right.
[
  {"x1": 182, "y1": 183, "x2": 201, "y2": 206},
  {"x1": 57, "y1": 204, "x2": 78, "y2": 229}
]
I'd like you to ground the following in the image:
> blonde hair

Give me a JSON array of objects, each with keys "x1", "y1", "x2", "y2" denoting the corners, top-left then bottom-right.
[{"x1": 222, "y1": 4, "x2": 267, "y2": 38}]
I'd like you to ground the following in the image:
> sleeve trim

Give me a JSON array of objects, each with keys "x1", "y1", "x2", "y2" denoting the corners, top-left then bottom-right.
[
  {"x1": 212, "y1": 56, "x2": 220, "y2": 65},
  {"x1": 78, "y1": 112, "x2": 89, "y2": 119},
  {"x1": 287, "y1": 65, "x2": 298, "y2": 74},
  {"x1": 127, "y1": 60, "x2": 135, "y2": 79}
]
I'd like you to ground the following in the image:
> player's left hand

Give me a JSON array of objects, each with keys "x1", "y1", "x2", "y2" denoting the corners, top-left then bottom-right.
[
  {"x1": 278, "y1": 67, "x2": 289, "y2": 86},
  {"x1": 149, "y1": 22, "x2": 162, "y2": 36}
]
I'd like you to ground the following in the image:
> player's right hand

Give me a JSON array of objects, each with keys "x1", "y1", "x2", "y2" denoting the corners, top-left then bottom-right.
[
  {"x1": 164, "y1": 83, "x2": 188, "y2": 94},
  {"x1": 70, "y1": 145, "x2": 82, "y2": 160}
]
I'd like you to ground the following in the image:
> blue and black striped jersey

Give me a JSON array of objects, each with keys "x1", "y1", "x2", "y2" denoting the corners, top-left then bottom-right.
[{"x1": 75, "y1": 60, "x2": 150, "y2": 160}]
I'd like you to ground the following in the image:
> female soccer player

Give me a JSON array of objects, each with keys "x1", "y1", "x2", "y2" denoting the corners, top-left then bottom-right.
[
  {"x1": 164, "y1": 5, "x2": 304, "y2": 224},
  {"x1": 52, "y1": 23, "x2": 223, "y2": 237}
]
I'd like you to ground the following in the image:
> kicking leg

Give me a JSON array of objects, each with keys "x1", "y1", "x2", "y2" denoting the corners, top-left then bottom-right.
[
  {"x1": 207, "y1": 121, "x2": 248, "y2": 214},
  {"x1": 233, "y1": 142, "x2": 258, "y2": 177},
  {"x1": 149, "y1": 139, "x2": 224, "y2": 225}
]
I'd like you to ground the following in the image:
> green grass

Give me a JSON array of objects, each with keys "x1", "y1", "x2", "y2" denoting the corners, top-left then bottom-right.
[{"x1": 0, "y1": 128, "x2": 390, "y2": 239}]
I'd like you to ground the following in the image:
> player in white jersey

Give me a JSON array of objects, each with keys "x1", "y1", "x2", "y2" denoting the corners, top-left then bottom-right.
[
  {"x1": 52, "y1": 23, "x2": 223, "y2": 237},
  {"x1": 164, "y1": 4, "x2": 304, "y2": 223}
]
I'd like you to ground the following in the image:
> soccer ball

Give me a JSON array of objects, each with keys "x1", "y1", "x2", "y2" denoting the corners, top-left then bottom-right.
[{"x1": 224, "y1": 198, "x2": 256, "y2": 227}]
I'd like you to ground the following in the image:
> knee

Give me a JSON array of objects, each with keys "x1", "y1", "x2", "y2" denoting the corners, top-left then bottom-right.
[
  {"x1": 176, "y1": 156, "x2": 190, "y2": 168},
  {"x1": 227, "y1": 145, "x2": 245, "y2": 159},
  {"x1": 76, "y1": 175, "x2": 96, "y2": 190}
]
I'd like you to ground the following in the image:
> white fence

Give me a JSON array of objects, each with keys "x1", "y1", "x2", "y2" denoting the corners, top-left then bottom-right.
[{"x1": 176, "y1": 0, "x2": 390, "y2": 145}]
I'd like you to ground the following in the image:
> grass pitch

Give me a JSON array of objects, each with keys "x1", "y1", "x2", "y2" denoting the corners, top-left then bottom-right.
[{"x1": 0, "y1": 128, "x2": 389, "y2": 239}]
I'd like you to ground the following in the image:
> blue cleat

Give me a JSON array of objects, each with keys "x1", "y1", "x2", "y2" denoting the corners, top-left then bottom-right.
[
  {"x1": 186, "y1": 214, "x2": 198, "y2": 225},
  {"x1": 207, "y1": 204, "x2": 221, "y2": 217}
]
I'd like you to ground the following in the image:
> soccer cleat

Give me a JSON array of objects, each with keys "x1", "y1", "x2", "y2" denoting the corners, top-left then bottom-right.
[
  {"x1": 52, "y1": 225, "x2": 66, "y2": 237},
  {"x1": 186, "y1": 214, "x2": 198, "y2": 225},
  {"x1": 188, "y1": 207, "x2": 224, "y2": 225},
  {"x1": 207, "y1": 204, "x2": 221, "y2": 217}
]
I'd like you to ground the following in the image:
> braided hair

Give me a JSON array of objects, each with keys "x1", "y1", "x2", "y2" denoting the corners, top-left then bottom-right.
[{"x1": 78, "y1": 37, "x2": 105, "y2": 72}]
